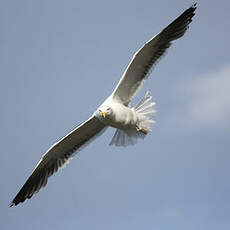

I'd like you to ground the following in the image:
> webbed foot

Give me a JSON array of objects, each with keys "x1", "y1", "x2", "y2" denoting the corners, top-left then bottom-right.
[{"x1": 136, "y1": 125, "x2": 148, "y2": 135}]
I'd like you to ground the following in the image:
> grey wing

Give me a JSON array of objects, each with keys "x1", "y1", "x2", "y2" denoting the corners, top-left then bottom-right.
[
  {"x1": 112, "y1": 3, "x2": 197, "y2": 105},
  {"x1": 10, "y1": 116, "x2": 105, "y2": 207}
]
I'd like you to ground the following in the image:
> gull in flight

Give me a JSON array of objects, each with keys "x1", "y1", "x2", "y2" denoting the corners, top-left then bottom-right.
[{"x1": 10, "y1": 4, "x2": 196, "y2": 206}]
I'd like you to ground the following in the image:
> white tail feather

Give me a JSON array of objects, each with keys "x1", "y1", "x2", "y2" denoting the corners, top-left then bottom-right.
[
  {"x1": 134, "y1": 91, "x2": 156, "y2": 133},
  {"x1": 110, "y1": 91, "x2": 156, "y2": 147}
]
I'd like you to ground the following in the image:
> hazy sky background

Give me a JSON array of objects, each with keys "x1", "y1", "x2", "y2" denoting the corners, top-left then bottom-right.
[{"x1": 1, "y1": 0, "x2": 230, "y2": 229}]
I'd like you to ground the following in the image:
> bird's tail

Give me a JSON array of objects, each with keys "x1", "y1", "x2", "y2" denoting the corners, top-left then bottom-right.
[
  {"x1": 134, "y1": 91, "x2": 156, "y2": 133},
  {"x1": 109, "y1": 91, "x2": 156, "y2": 147}
]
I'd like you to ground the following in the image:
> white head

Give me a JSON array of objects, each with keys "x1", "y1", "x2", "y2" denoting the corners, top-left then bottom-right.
[{"x1": 95, "y1": 105, "x2": 112, "y2": 121}]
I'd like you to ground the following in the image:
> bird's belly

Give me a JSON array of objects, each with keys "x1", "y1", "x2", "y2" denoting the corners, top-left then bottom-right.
[{"x1": 107, "y1": 107, "x2": 138, "y2": 130}]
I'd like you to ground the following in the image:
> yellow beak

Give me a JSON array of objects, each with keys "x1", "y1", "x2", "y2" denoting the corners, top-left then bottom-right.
[{"x1": 102, "y1": 111, "x2": 107, "y2": 118}]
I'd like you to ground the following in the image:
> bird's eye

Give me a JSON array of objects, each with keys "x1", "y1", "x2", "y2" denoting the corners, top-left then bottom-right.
[{"x1": 99, "y1": 109, "x2": 102, "y2": 112}]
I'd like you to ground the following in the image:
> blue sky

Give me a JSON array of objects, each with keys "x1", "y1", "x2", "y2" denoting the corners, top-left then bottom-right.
[{"x1": 1, "y1": 0, "x2": 230, "y2": 229}]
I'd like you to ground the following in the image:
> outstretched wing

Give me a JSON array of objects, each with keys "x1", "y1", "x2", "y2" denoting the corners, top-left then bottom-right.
[
  {"x1": 112, "y1": 3, "x2": 197, "y2": 105},
  {"x1": 10, "y1": 116, "x2": 105, "y2": 207}
]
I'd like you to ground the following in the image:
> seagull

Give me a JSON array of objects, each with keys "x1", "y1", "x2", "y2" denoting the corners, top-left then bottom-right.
[{"x1": 10, "y1": 4, "x2": 196, "y2": 207}]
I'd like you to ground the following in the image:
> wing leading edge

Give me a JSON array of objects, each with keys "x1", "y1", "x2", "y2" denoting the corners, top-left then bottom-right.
[
  {"x1": 10, "y1": 116, "x2": 105, "y2": 207},
  {"x1": 112, "y1": 3, "x2": 197, "y2": 105}
]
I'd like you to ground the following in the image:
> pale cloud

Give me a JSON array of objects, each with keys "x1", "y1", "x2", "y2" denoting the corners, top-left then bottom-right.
[{"x1": 184, "y1": 65, "x2": 230, "y2": 128}]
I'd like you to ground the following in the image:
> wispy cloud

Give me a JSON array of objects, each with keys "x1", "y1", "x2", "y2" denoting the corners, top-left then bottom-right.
[{"x1": 183, "y1": 65, "x2": 230, "y2": 128}]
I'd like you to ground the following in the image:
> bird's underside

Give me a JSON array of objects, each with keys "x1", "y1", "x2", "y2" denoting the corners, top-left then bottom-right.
[{"x1": 10, "y1": 3, "x2": 196, "y2": 207}]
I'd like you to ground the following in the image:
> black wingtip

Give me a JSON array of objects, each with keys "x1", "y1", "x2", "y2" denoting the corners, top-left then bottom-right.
[
  {"x1": 191, "y1": 3, "x2": 197, "y2": 9},
  {"x1": 9, "y1": 201, "x2": 15, "y2": 208}
]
